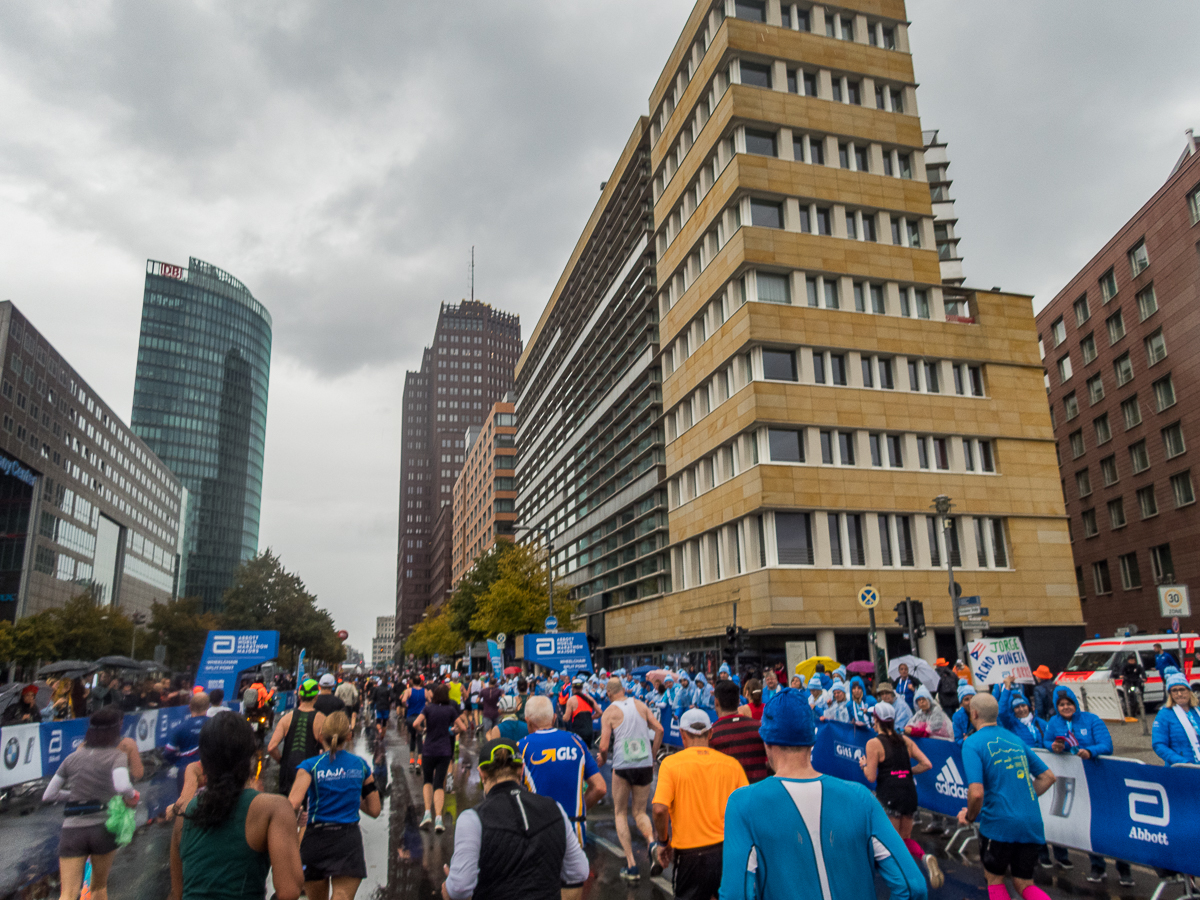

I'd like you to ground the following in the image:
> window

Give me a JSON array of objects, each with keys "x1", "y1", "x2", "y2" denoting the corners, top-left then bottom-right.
[
  {"x1": 846, "y1": 514, "x2": 865, "y2": 564},
  {"x1": 854, "y1": 145, "x2": 869, "y2": 172},
  {"x1": 1075, "y1": 469, "x2": 1092, "y2": 498},
  {"x1": 933, "y1": 437, "x2": 949, "y2": 470},
  {"x1": 1153, "y1": 375, "x2": 1176, "y2": 412},
  {"x1": 761, "y1": 350, "x2": 797, "y2": 381},
  {"x1": 845, "y1": 212, "x2": 857, "y2": 239},
  {"x1": 895, "y1": 516, "x2": 914, "y2": 566},
  {"x1": 1050, "y1": 317, "x2": 1066, "y2": 346},
  {"x1": 831, "y1": 80, "x2": 842, "y2": 102},
  {"x1": 1099, "y1": 268, "x2": 1118, "y2": 302},
  {"x1": 1106, "y1": 310, "x2": 1125, "y2": 345},
  {"x1": 1119, "y1": 553, "x2": 1141, "y2": 591},
  {"x1": 776, "y1": 512, "x2": 814, "y2": 564},
  {"x1": 815, "y1": 207, "x2": 831, "y2": 235},
  {"x1": 917, "y1": 437, "x2": 929, "y2": 470},
  {"x1": 1082, "y1": 508, "x2": 1098, "y2": 537},
  {"x1": 924, "y1": 362, "x2": 940, "y2": 393},
  {"x1": 1063, "y1": 392, "x2": 1079, "y2": 420},
  {"x1": 1150, "y1": 543, "x2": 1174, "y2": 583},
  {"x1": 1108, "y1": 497, "x2": 1126, "y2": 529},
  {"x1": 1094, "y1": 414, "x2": 1111, "y2": 445},
  {"x1": 1129, "y1": 440, "x2": 1150, "y2": 473},
  {"x1": 745, "y1": 129, "x2": 777, "y2": 157},
  {"x1": 840, "y1": 16, "x2": 855, "y2": 40},
  {"x1": 860, "y1": 357, "x2": 874, "y2": 387},
  {"x1": 1128, "y1": 239, "x2": 1149, "y2": 277},
  {"x1": 882, "y1": 26, "x2": 896, "y2": 50},
  {"x1": 1093, "y1": 560, "x2": 1112, "y2": 594},
  {"x1": 1057, "y1": 355, "x2": 1073, "y2": 383},
  {"x1": 795, "y1": 8, "x2": 811, "y2": 31},
  {"x1": 734, "y1": 0, "x2": 766, "y2": 21},
  {"x1": 878, "y1": 358, "x2": 894, "y2": 389},
  {"x1": 819, "y1": 430, "x2": 834, "y2": 464},
  {"x1": 828, "y1": 513, "x2": 842, "y2": 565},
  {"x1": 1171, "y1": 471, "x2": 1195, "y2": 507},
  {"x1": 926, "y1": 516, "x2": 941, "y2": 566},
  {"x1": 1137, "y1": 485, "x2": 1158, "y2": 519},
  {"x1": 1121, "y1": 396, "x2": 1141, "y2": 430},
  {"x1": 757, "y1": 272, "x2": 790, "y2": 304},
  {"x1": 1080, "y1": 334, "x2": 1097, "y2": 364},
  {"x1": 830, "y1": 353, "x2": 847, "y2": 386},
  {"x1": 838, "y1": 142, "x2": 850, "y2": 169},
  {"x1": 1087, "y1": 374, "x2": 1105, "y2": 405},
  {"x1": 869, "y1": 433, "x2": 883, "y2": 467},
  {"x1": 838, "y1": 431, "x2": 856, "y2": 465},
  {"x1": 813, "y1": 352, "x2": 826, "y2": 384},
  {"x1": 768, "y1": 429, "x2": 804, "y2": 462},
  {"x1": 887, "y1": 434, "x2": 903, "y2": 467},
  {"x1": 1074, "y1": 295, "x2": 1090, "y2": 326},
  {"x1": 1163, "y1": 422, "x2": 1186, "y2": 459},
  {"x1": 1135, "y1": 284, "x2": 1158, "y2": 321},
  {"x1": 1069, "y1": 430, "x2": 1085, "y2": 458},
  {"x1": 890, "y1": 88, "x2": 904, "y2": 113},
  {"x1": 1113, "y1": 353, "x2": 1133, "y2": 386},
  {"x1": 740, "y1": 61, "x2": 772, "y2": 88},
  {"x1": 878, "y1": 516, "x2": 893, "y2": 565},
  {"x1": 1145, "y1": 329, "x2": 1167, "y2": 366},
  {"x1": 980, "y1": 441, "x2": 995, "y2": 472},
  {"x1": 750, "y1": 199, "x2": 783, "y2": 228},
  {"x1": 807, "y1": 132, "x2": 823, "y2": 162},
  {"x1": 907, "y1": 360, "x2": 920, "y2": 391},
  {"x1": 906, "y1": 219, "x2": 921, "y2": 248},
  {"x1": 963, "y1": 438, "x2": 975, "y2": 471},
  {"x1": 1100, "y1": 455, "x2": 1118, "y2": 486}
]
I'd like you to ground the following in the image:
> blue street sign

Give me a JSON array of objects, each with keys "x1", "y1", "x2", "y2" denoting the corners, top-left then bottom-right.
[{"x1": 545, "y1": 615, "x2": 558, "y2": 632}]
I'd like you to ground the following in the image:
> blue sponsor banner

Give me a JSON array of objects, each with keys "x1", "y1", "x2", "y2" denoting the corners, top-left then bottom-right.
[
  {"x1": 523, "y1": 632, "x2": 591, "y2": 677},
  {"x1": 656, "y1": 702, "x2": 715, "y2": 748},
  {"x1": 195, "y1": 630, "x2": 279, "y2": 700},
  {"x1": 39, "y1": 719, "x2": 88, "y2": 776},
  {"x1": 487, "y1": 640, "x2": 503, "y2": 680},
  {"x1": 811, "y1": 721, "x2": 1200, "y2": 876}
]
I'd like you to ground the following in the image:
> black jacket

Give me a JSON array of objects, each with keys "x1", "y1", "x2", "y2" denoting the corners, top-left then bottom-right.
[{"x1": 475, "y1": 783, "x2": 567, "y2": 900}]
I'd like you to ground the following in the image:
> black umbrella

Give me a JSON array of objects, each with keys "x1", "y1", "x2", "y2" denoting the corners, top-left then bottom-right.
[
  {"x1": 36, "y1": 660, "x2": 98, "y2": 677},
  {"x1": 96, "y1": 655, "x2": 144, "y2": 670}
]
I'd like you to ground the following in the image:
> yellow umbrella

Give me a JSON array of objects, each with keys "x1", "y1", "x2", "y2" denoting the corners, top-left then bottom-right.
[{"x1": 794, "y1": 656, "x2": 840, "y2": 680}]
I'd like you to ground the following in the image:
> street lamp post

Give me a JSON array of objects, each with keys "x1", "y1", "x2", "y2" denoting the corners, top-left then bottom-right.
[
  {"x1": 513, "y1": 523, "x2": 554, "y2": 624},
  {"x1": 931, "y1": 495, "x2": 965, "y2": 665}
]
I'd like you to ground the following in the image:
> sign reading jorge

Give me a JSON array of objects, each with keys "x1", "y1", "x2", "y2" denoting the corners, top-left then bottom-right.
[{"x1": 195, "y1": 630, "x2": 279, "y2": 701}]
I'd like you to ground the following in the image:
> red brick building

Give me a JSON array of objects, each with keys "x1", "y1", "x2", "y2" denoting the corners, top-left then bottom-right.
[
  {"x1": 452, "y1": 399, "x2": 517, "y2": 587},
  {"x1": 1037, "y1": 135, "x2": 1200, "y2": 637}
]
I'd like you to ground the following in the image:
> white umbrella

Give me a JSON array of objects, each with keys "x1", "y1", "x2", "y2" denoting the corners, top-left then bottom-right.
[{"x1": 887, "y1": 655, "x2": 939, "y2": 691}]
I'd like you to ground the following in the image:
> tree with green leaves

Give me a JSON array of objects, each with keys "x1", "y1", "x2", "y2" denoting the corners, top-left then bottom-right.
[
  {"x1": 446, "y1": 542, "x2": 513, "y2": 643},
  {"x1": 0, "y1": 619, "x2": 14, "y2": 670},
  {"x1": 221, "y1": 550, "x2": 345, "y2": 670},
  {"x1": 146, "y1": 597, "x2": 222, "y2": 671},
  {"x1": 47, "y1": 594, "x2": 133, "y2": 661},
  {"x1": 469, "y1": 542, "x2": 575, "y2": 638},
  {"x1": 403, "y1": 608, "x2": 464, "y2": 660},
  {"x1": 12, "y1": 611, "x2": 60, "y2": 670}
]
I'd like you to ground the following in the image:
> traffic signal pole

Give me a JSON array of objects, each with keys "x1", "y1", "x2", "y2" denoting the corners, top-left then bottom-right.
[{"x1": 905, "y1": 597, "x2": 918, "y2": 656}]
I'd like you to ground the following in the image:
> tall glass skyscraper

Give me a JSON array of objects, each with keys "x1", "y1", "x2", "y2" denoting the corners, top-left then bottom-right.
[{"x1": 132, "y1": 258, "x2": 272, "y2": 611}]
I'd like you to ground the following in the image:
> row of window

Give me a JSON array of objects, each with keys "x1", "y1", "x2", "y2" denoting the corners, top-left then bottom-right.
[
  {"x1": 1055, "y1": 326, "x2": 1167, "y2": 390},
  {"x1": 1065, "y1": 419, "x2": 1185, "y2": 466},
  {"x1": 1075, "y1": 469, "x2": 1194, "y2": 534},
  {"x1": 1060, "y1": 375, "x2": 1176, "y2": 435},
  {"x1": 672, "y1": 510, "x2": 1008, "y2": 589},
  {"x1": 1088, "y1": 543, "x2": 1175, "y2": 597}
]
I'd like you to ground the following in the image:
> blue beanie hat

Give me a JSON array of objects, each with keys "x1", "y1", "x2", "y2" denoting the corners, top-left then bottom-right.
[
  {"x1": 958, "y1": 683, "x2": 977, "y2": 701},
  {"x1": 759, "y1": 687, "x2": 816, "y2": 747},
  {"x1": 1164, "y1": 665, "x2": 1181, "y2": 677},
  {"x1": 1166, "y1": 672, "x2": 1188, "y2": 689}
]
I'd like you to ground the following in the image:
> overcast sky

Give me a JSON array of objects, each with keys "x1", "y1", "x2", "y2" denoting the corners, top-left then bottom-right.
[{"x1": 1, "y1": 2, "x2": 1196, "y2": 654}]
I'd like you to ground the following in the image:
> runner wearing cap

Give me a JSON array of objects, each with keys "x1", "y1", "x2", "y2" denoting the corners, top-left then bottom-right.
[
  {"x1": 268, "y1": 678, "x2": 325, "y2": 798},
  {"x1": 314, "y1": 674, "x2": 346, "y2": 716},
  {"x1": 518, "y1": 696, "x2": 606, "y2": 846},
  {"x1": 562, "y1": 678, "x2": 598, "y2": 749},
  {"x1": 650, "y1": 708, "x2": 746, "y2": 899},
  {"x1": 859, "y1": 702, "x2": 942, "y2": 889},
  {"x1": 719, "y1": 688, "x2": 927, "y2": 900},
  {"x1": 598, "y1": 677, "x2": 663, "y2": 881},
  {"x1": 956, "y1": 692, "x2": 1057, "y2": 900},
  {"x1": 443, "y1": 738, "x2": 589, "y2": 900}
]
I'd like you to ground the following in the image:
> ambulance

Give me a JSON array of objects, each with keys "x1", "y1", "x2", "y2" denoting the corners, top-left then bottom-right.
[{"x1": 1058, "y1": 633, "x2": 1198, "y2": 706}]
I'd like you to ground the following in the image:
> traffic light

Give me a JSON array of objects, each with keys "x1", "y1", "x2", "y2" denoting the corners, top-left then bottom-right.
[
  {"x1": 911, "y1": 601, "x2": 927, "y2": 639},
  {"x1": 726, "y1": 625, "x2": 737, "y2": 647},
  {"x1": 894, "y1": 602, "x2": 909, "y2": 630}
]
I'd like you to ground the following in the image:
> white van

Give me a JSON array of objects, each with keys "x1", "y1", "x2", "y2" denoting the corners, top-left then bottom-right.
[{"x1": 1058, "y1": 633, "x2": 1198, "y2": 706}]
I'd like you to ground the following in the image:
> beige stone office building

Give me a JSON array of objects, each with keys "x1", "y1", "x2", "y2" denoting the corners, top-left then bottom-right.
[{"x1": 586, "y1": 0, "x2": 1082, "y2": 668}]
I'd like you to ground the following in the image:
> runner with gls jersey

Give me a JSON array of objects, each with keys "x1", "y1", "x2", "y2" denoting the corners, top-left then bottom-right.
[{"x1": 518, "y1": 696, "x2": 606, "y2": 845}]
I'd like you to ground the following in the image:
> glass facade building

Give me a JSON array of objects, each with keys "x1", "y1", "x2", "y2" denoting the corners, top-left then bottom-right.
[{"x1": 132, "y1": 258, "x2": 272, "y2": 611}]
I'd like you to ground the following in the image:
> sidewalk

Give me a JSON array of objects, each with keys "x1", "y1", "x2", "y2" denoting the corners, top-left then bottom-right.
[{"x1": 1108, "y1": 715, "x2": 1160, "y2": 764}]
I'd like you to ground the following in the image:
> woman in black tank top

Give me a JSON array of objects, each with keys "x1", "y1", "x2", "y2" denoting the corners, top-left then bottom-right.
[
  {"x1": 859, "y1": 702, "x2": 943, "y2": 890},
  {"x1": 566, "y1": 684, "x2": 595, "y2": 748}
]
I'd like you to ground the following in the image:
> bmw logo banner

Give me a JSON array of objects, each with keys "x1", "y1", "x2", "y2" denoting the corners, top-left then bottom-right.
[{"x1": 0, "y1": 723, "x2": 42, "y2": 789}]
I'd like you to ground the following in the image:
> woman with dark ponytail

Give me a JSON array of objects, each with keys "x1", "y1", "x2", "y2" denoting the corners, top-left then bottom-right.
[
  {"x1": 288, "y1": 711, "x2": 380, "y2": 900},
  {"x1": 169, "y1": 713, "x2": 303, "y2": 900}
]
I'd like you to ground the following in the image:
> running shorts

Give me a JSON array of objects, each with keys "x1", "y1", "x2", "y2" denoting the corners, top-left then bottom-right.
[
  {"x1": 375, "y1": 707, "x2": 390, "y2": 721},
  {"x1": 979, "y1": 835, "x2": 1040, "y2": 881},
  {"x1": 59, "y1": 824, "x2": 118, "y2": 858},
  {"x1": 672, "y1": 843, "x2": 723, "y2": 900},
  {"x1": 422, "y1": 754, "x2": 452, "y2": 790},
  {"x1": 300, "y1": 823, "x2": 367, "y2": 880},
  {"x1": 614, "y1": 766, "x2": 654, "y2": 787}
]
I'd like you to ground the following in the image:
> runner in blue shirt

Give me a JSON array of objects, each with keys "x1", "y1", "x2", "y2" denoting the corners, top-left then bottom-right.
[
  {"x1": 720, "y1": 688, "x2": 927, "y2": 900},
  {"x1": 289, "y1": 711, "x2": 381, "y2": 899},
  {"x1": 164, "y1": 693, "x2": 210, "y2": 790},
  {"x1": 517, "y1": 696, "x2": 605, "y2": 844},
  {"x1": 957, "y1": 692, "x2": 1056, "y2": 900}
]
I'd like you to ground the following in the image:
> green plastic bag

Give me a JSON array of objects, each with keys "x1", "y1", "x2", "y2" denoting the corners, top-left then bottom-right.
[{"x1": 105, "y1": 795, "x2": 136, "y2": 847}]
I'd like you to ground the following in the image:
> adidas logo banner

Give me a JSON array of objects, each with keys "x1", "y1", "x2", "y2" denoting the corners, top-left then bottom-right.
[{"x1": 811, "y1": 720, "x2": 1200, "y2": 877}]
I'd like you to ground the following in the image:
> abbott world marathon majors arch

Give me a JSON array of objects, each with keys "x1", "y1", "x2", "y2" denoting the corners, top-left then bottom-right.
[{"x1": 195, "y1": 629, "x2": 280, "y2": 699}]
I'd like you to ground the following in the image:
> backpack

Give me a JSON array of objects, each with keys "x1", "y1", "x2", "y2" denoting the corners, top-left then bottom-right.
[{"x1": 243, "y1": 688, "x2": 260, "y2": 711}]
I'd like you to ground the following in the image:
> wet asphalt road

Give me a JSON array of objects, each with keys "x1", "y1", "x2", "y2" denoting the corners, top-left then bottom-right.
[{"x1": 2, "y1": 720, "x2": 1189, "y2": 899}]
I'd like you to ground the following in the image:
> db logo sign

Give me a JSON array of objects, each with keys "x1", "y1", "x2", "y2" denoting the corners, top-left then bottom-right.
[
  {"x1": 534, "y1": 638, "x2": 555, "y2": 655},
  {"x1": 3, "y1": 736, "x2": 18, "y2": 770},
  {"x1": 212, "y1": 636, "x2": 236, "y2": 655}
]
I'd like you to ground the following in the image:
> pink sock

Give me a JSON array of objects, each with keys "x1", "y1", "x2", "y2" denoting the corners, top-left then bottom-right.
[
  {"x1": 988, "y1": 885, "x2": 1010, "y2": 900},
  {"x1": 1021, "y1": 887, "x2": 1051, "y2": 900},
  {"x1": 904, "y1": 837, "x2": 924, "y2": 863}
]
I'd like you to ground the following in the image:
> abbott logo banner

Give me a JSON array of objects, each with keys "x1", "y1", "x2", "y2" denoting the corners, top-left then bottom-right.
[
  {"x1": 1125, "y1": 779, "x2": 1169, "y2": 827},
  {"x1": 195, "y1": 630, "x2": 280, "y2": 705},
  {"x1": 522, "y1": 632, "x2": 592, "y2": 676},
  {"x1": 212, "y1": 635, "x2": 237, "y2": 654}
]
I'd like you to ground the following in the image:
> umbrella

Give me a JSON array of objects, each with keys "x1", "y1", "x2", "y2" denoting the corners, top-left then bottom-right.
[
  {"x1": 793, "y1": 656, "x2": 840, "y2": 680},
  {"x1": 645, "y1": 668, "x2": 674, "y2": 687},
  {"x1": 37, "y1": 660, "x2": 98, "y2": 678},
  {"x1": 846, "y1": 660, "x2": 876, "y2": 676},
  {"x1": 96, "y1": 655, "x2": 144, "y2": 670},
  {"x1": 503, "y1": 666, "x2": 521, "y2": 675},
  {"x1": 630, "y1": 665, "x2": 656, "y2": 677},
  {"x1": 887, "y1": 655, "x2": 940, "y2": 692}
]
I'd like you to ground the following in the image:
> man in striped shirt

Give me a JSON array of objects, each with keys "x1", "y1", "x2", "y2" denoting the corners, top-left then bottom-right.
[{"x1": 708, "y1": 680, "x2": 769, "y2": 783}]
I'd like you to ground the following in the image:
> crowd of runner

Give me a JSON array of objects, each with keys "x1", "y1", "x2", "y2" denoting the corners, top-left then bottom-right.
[{"x1": 27, "y1": 652, "x2": 1200, "y2": 900}]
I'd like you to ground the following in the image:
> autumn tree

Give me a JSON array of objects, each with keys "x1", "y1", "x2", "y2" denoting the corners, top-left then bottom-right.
[
  {"x1": 445, "y1": 542, "x2": 513, "y2": 643},
  {"x1": 147, "y1": 597, "x2": 222, "y2": 671},
  {"x1": 469, "y1": 542, "x2": 575, "y2": 639},
  {"x1": 403, "y1": 608, "x2": 464, "y2": 661},
  {"x1": 221, "y1": 550, "x2": 345, "y2": 669}
]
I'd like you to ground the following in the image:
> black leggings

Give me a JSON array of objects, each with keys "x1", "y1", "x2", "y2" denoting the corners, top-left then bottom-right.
[
  {"x1": 406, "y1": 717, "x2": 422, "y2": 756},
  {"x1": 422, "y1": 755, "x2": 451, "y2": 790}
]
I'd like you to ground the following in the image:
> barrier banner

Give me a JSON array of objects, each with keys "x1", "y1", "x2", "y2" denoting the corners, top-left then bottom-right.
[
  {"x1": 40, "y1": 719, "x2": 88, "y2": 777},
  {"x1": 656, "y1": 702, "x2": 714, "y2": 748},
  {"x1": 487, "y1": 640, "x2": 503, "y2": 681},
  {"x1": 195, "y1": 630, "x2": 279, "y2": 700},
  {"x1": 0, "y1": 722, "x2": 43, "y2": 788},
  {"x1": 811, "y1": 721, "x2": 1200, "y2": 876},
  {"x1": 123, "y1": 709, "x2": 159, "y2": 753}
]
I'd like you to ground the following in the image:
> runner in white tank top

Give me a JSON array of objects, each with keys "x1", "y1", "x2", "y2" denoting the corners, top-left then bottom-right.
[{"x1": 611, "y1": 698, "x2": 654, "y2": 770}]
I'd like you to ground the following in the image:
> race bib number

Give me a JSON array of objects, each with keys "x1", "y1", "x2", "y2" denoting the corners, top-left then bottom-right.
[{"x1": 621, "y1": 737, "x2": 651, "y2": 765}]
